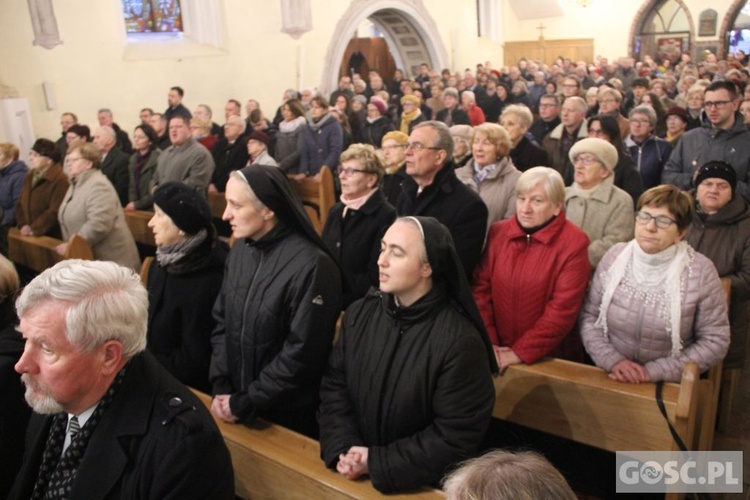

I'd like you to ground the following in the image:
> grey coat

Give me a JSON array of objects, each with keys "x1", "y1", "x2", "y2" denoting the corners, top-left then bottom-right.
[
  {"x1": 455, "y1": 156, "x2": 521, "y2": 229},
  {"x1": 128, "y1": 148, "x2": 160, "y2": 210},
  {"x1": 581, "y1": 242, "x2": 730, "y2": 382},
  {"x1": 58, "y1": 169, "x2": 141, "y2": 271},
  {"x1": 662, "y1": 113, "x2": 750, "y2": 201},
  {"x1": 565, "y1": 177, "x2": 635, "y2": 268}
]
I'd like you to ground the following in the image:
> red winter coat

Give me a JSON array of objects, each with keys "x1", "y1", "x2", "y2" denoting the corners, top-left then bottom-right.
[{"x1": 473, "y1": 213, "x2": 590, "y2": 364}]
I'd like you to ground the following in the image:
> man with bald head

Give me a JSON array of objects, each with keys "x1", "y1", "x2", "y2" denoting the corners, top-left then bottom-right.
[
  {"x1": 97, "y1": 108, "x2": 132, "y2": 154},
  {"x1": 93, "y1": 126, "x2": 130, "y2": 206},
  {"x1": 210, "y1": 115, "x2": 249, "y2": 193}
]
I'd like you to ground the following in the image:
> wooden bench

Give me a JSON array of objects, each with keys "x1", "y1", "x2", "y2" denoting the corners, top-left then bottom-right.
[
  {"x1": 124, "y1": 210, "x2": 156, "y2": 247},
  {"x1": 191, "y1": 391, "x2": 443, "y2": 500},
  {"x1": 209, "y1": 191, "x2": 227, "y2": 220},
  {"x1": 8, "y1": 228, "x2": 93, "y2": 273},
  {"x1": 287, "y1": 166, "x2": 336, "y2": 231},
  {"x1": 493, "y1": 358, "x2": 699, "y2": 453},
  {"x1": 493, "y1": 359, "x2": 702, "y2": 499}
]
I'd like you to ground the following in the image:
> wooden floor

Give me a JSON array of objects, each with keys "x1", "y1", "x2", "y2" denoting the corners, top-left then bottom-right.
[{"x1": 713, "y1": 364, "x2": 750, "y2": 500}]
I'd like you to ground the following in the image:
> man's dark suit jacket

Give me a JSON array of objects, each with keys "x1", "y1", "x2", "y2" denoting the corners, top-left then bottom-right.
[
  {"x1": 9, "y1": 351, "x2": 234, "y2": 500},
  {"x1": 100, "y1": 148, "x2": 131, "y2": 206}
]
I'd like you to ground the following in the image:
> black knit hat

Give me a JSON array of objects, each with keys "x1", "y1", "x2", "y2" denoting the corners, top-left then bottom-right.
[
  {"x1": 152, "y1": 182, "x2": 212, "y2": 235},
  {"x1": 31, "y1": 138, "x2": 61, "y2": 164},
  {"x1": 66, "y1": 124, "x2": 91, "y2": 142},
  {"x1": 695, "y1": 161, "x2": 737, "y2": 193},
  {"x1": 632, "y1": 78, "x2": 650, "y2": 88}
]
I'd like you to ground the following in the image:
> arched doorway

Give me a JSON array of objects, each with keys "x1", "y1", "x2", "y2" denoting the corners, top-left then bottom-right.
[
  {"x1": 721, "y1": 0, "x2": 750, "y2": 59},
  {"x1": 630, "y1": 0, "x2": 694, "y2": 64},
  {"x1": 320, "y1": 0, "x2": 448, "y2": 95}
]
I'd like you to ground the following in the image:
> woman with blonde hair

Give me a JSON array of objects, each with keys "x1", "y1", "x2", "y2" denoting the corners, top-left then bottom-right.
[
  {"x1": 322, "y1": 144, "x2": 396, "y2": 308},
  {"x1": 455, "y1": 122, "x2": 521, "y2": 227},
  {"x1": 473, "y1": 167, "x2": 590, "y2": 372},
  {"x1": 500, "y1": 105, "x2": 549, "y2": 172}
]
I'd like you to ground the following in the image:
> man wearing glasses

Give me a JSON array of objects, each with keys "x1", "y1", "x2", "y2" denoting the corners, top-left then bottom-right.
[
  {"x1": 395, "y1": 121, "x2": 487, "y2": 280},
  {"x1": 662, "y1": 81, "x2": 750, "y2": 201}
]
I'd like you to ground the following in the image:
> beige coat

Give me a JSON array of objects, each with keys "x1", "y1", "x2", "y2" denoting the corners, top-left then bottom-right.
[
  {"x1": 565, "y1": 176, "x2": 634, "y2": 268},
  {"x1": 58, "y1": 169, "x2": 140, "y2": 271},
  {"x1": 455, "y1": 156, "x2": 521, "y2": 230}
]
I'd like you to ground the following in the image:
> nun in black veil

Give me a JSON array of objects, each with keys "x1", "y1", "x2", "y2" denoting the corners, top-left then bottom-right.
[
  {"x1": 209, "y1": 164, "x2": 342, "y2": 438},
  {"x1": 318, "y1": 216, "x2": 497, "y2": 493}
]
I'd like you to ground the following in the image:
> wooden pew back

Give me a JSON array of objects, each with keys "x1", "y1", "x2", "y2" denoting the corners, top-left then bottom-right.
[
  {"x1": 192, "y1": 391, "x2": 443, "y2": 499},
  {"x1": 493, "y1": 358, "x2": 700, "y2": 453},
  {"x1": 124, "y1": 210, "x2": 156, "y2": 247},
  {"x1": 8, "y1": 228, "x2": 93, "y2": 272},
  {"x1": 287, "y1": 167, "x2": 335, "y2": 229}
]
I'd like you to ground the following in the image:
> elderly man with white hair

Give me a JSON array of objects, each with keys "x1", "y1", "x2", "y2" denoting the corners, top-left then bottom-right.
[
  {"x1": 92, "y1": 125, "x2": 130, "y2": 206},
  {"x1": 9, "y1": 260, "x2": 234, "y2": 499}
]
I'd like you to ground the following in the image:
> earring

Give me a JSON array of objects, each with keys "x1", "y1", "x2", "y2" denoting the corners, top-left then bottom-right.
[{"x1": 178, "y1": 230, "x2": 186, "y2": 236}]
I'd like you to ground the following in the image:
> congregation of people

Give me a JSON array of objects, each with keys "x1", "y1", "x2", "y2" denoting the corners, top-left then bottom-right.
[{"x1": 2, "y1": 48, "x2": 750, "y2": 498}]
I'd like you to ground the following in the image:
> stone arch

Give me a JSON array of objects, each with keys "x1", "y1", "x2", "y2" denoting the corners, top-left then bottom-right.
[
  {"x1": 719, "y1": 0, "x2": 748, "y2": 57},
  {"x1": 627, "y1": 0, "x2": 696, "y2": 59},
  {"x1": 320, "y1": 0, "x2": 449, "y2": 95}
]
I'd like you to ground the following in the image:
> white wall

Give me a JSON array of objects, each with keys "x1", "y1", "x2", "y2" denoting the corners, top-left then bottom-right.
[{"x1": 0, "y1": 0, "x2": 741, "y2": 142}]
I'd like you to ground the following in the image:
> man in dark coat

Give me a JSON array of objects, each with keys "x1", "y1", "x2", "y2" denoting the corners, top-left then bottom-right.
[
  {"x1": 93, "y1": 126, "x2": 130, "y2": 206},
  {"x1": 396, "y1": 121, "x2": 488, "y2": 280},
  {"x1": 9, "y1": 260, "x2": 234, "y2": 500},
  {"x1": 164, "y1": 86, "x2": 192, "y2": 124},
  {"x1": 435, "y1": 88, "x2": 471, "y2": 127},
  {"x1": 210, "y1": 115, "x2": 250, "y2": 192},
  {"x1": 97, "y1": 109, "x2": 133, "y2": 154}
]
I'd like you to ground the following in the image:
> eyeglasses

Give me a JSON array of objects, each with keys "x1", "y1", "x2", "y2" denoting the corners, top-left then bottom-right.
[
  {"x1": 635, "y1": 211, "x2": 677, "y2": 229},
  {"x1": 405, "y1": 142, "x2": 442, "y2": 152},
  {"x1": 630, "y1": 118, "x2": 651, "y2": 125},
  {"x1": 704, "y1": 100, "x2": 732, "y2": 109},
  {"x1": 337, "y1": 166, "x2": 368, "y2": 177},
  {"x1": 64, "y1": 156, "x2": 83, "y2": 164},
  {"x1": 573, "y1": 154, "x2": 600, "y2": 167}
]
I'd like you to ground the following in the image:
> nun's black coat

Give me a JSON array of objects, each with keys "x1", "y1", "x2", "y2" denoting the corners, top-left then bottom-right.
[{"x1": 318, "y1": 217, "x2": 496, "y2": 493}]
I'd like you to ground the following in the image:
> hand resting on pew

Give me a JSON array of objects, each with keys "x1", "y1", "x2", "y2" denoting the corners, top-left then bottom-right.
[
  {"x1": 337, "y1": 446, "x2": 369, "y2": 479},
  {"x1": 55, "y1": 242, "x2": 67, "y2": 255},
  {"x1": 211, "y1": 394, "x2": 238, "y2": 424},
  {"x1": 494, "y1": 345, "x2": 522, "y2": 374},
  {"x1": 609, "y1": 359, "x2": 649, "y2": 384}
]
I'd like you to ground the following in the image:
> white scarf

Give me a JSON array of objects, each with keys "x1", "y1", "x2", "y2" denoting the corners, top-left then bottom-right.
[
  {"x1": 279, "y1": 116, "x2": 306, "y2": 133},
  {"x1": 594, "y1": 240, "x2": 692, "y2": 356}
]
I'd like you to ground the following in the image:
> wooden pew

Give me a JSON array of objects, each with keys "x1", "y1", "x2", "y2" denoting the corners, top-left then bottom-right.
[
  {"x1": 287, "y1": 166, "x2": 336, "y2": 229},
  {"x1": 191, "y1": 391, "x2": 443, "y2": 500},
  {"x1": 124, "y1": 210, "x2": 156, "y2": 247},
  {"x1": 493, "y1": 358, "x2": 700, "y2": 454},
  {"x1": 209, "y1": 191, "x2": 227, "y2": 220},
  {"x1": 8, "y1": 228, "x2": 93, "y2": 272}
]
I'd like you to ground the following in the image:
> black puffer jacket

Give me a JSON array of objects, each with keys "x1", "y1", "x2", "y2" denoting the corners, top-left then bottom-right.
[
  {"x1": 209, "y1": 224, "x2": 342, "y2": 430},
  {"x1": 319, "y1": 287, "x2": 495, "y2": 493},
  {"x1": 358, "y1": 116, "x2": 395, "y2": 147}
]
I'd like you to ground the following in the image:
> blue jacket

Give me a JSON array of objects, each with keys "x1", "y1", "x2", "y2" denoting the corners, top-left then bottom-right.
[
  {"x1": 625, "y1": 134, "x2": 672, "y2": 190},
  {"x1": 0, "y1": 160, "x2": 27, "y2": 225},
  {"x1": 300, "y1": 115, "x2": 343, "y2": 176}
]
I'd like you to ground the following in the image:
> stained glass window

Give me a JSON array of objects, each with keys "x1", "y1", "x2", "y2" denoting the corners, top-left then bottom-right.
[{"x1": 122, "y1": 0, "x2": 183, "y2": 34}]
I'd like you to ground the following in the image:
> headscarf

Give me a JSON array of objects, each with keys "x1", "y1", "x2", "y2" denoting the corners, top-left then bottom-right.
[
  {"x1": 235, "y1": 164, "x2": 337, "y2": 262},
  {"x1": 404, "y1": 216, "x2": 499, "y2": 374}
]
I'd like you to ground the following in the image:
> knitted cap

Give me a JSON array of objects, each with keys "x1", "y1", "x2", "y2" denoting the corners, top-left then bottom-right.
[
  {"x1": 382, "y1": 130, "x2": 409, "y2": 146},
  {"x1": 449, "y1": 125, "x2": 473, "y2": 143},
  {"x1": 695, "y1": 161, "x2": 737, "y2": 193},
  {"x1": 369, "y1": 96, "x2": 387, "y2": 115},
  {"x1": 152, "y1": 182, "x2": 212, "y2": 235},
  {"x1": 247, "y1": 131, "x2": 270, "y2": 147},
  {"x1": 569, "y1": 137, "x2": 618, "y2": 172},
  {"x1": 31, "y1": 139, "x2": 61, "y2": 164}
]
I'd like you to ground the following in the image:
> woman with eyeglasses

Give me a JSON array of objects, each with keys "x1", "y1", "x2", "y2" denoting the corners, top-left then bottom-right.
[
  {"x1": 455, "y1": 123, "x2": 521, "y2": 228},
  {"x1": 564, "y1": 138, "x2": 634, "y2": 269},
  {"x1": 624, "y1": 105, "x2": 672, "y2": 190},
  {"x1": 322, "y1": 144, "x2": 396, "y2": 308},
  {"x1": 581, "y1": 185, "x2": 729, "y2": 383},
  {"x1": 571, "y1": 115, "x2": 644, "y2": 205},
  {"x1": 56, "y1": 143, "x2": 140, "y2": 271}
]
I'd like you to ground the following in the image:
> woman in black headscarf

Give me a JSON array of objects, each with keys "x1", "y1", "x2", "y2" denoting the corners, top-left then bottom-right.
[
  {"x1": 318, "y1": 216, "x2": 497, "y2": 494},
  {"x1": 146, "y1": 182, "x2": 228, "y2": 393},
  {"x1": 209, "y1": 164, "x2": 342, "y2": 438}
]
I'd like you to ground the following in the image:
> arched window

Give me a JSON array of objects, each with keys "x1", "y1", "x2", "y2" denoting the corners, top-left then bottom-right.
[
  {"x1": 122, "y1": 0, "x2": 183, "y2": 34},
  {"x1": 634, "y1": 0, "x2": 691, "y2": 64},
  {"x1": 727, "y1": 1, "x2": 750, "y2": 58}
]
